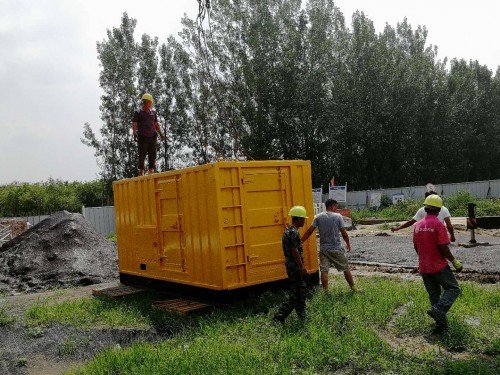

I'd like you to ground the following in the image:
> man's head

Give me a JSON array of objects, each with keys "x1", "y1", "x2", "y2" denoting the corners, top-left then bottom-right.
[
  {"x1": 289, "y1": 206, "x2": 308, "y2": 227},
  {"x1": 424, "y1": 194, "x2": 443, "y2": 215},
  {"x1": 141, "y1": 93, "x2": 154, "y2": 110},
  {"x1": 325, "y1": 199, "x2": 338, "y2": 210}
]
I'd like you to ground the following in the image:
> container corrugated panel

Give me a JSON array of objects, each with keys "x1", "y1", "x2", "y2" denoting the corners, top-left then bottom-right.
[{"x1": 113, "y1": 160, "x2": 318, "y2": 291}]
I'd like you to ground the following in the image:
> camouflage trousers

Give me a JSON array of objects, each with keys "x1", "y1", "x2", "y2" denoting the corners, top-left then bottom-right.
[{"x1": 274, "y1": 270, "x2": 307, "y2": 322}]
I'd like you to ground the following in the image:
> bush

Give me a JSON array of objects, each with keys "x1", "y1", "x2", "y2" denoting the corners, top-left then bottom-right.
[
  {"x1": 380, "y1": 195, "x2": 392, "y2": 208},
  {"x1": 351, "y1": 191, "x2": 500, "y2": 220},
  {"x1": 444, "y1": 191, "x2": 475, "y2": 216},
  {"x1": 0, "y1": 179, "x2": 109, "y2": 217}
]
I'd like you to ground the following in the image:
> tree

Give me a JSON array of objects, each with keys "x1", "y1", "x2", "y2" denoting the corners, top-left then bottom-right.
[
  {"x1": 82, "y1": 2, "x2": 500, "y2": 192},
  {"x1": 82, "y1": 13, "x2": 139, "y2": 182}
]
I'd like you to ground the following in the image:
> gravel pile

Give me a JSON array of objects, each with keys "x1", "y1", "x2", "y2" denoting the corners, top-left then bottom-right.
[{"x1": 0, "y1": 211, "x2": 118, "y2": 294}]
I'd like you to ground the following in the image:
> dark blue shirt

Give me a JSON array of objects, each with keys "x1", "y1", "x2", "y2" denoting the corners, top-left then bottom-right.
[{"x1": 133, "y1": 109, "x2": 158, "y2": 137}]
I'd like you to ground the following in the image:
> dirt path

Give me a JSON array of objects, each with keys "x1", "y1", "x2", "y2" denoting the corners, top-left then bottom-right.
[{"x1": 1, "y1": 282, "x2": 120, "y2": 375}]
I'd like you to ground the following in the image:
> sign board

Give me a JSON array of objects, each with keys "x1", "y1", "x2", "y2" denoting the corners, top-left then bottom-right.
[
  {"x1": 392, "y1": 193, "x2": 405, "y2": 204},
  {"x1": 329, "y1": 185, "x2": 347, "y2": 202},
  {"x1": 312, "y1": 188, "x2": 323, "y2": 204},
  {"x1": 369, "y1": 192, "x2": 382, "y2": 207}
]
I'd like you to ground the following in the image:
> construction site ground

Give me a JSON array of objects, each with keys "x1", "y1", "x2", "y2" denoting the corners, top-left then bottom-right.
[{"x1": 0, "y1": 213, "x2": 498, "y2": 374}]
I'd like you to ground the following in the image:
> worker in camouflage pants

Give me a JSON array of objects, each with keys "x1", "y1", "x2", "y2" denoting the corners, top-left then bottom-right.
[{"x1": 273, "y1": 206, "x2": 309, "y2": 324}]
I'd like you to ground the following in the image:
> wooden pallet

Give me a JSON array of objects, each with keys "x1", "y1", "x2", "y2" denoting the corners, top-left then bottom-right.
[
  {"x1": 153, "y1": 298, "x2": 211, "y2": 314},
  {"x1": 92, "y1": 285, "x2": 145, "y2": 299}
]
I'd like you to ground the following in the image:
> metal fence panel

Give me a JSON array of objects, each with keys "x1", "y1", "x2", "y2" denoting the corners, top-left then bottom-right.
[
  {"x1": 82, "y1": 206, "x2": 116, "y2": 237},
  {"x1": 490, "y1": 180, "x2": 500, "y2": 197},
  {"x1": 24, "y1": 215, "x2": 50, "y2": 226},
  {"x1": 1, "y1": 209, "x2": 116, "y2": 240},
  {"x1": 346, "y1": 179, "x2": 500, "y2": 209}
]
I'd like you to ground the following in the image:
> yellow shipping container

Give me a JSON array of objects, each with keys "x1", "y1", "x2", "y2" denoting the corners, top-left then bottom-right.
[{"x1": 113, "y1": 160, "x2": 319, "y2": 292}]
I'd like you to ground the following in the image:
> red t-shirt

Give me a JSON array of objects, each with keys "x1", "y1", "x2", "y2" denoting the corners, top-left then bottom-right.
[{"x1": 413, "y1": 215, "x2": 450, "y2": 273}]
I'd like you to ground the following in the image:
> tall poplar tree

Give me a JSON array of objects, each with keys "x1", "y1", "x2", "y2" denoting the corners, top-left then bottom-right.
[{"x1": 82, "y1": 13, "x2": 138, "y2": 181}]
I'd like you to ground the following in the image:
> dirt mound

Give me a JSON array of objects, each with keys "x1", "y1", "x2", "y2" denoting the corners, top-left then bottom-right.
[{"x1": 0, "y1": 211, "x2": 118, "y2": 294}]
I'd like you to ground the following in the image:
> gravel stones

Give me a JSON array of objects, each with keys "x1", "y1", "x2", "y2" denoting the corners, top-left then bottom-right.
[{"x1": 0, "y1": 211, "x2": 118, "y2": 294}]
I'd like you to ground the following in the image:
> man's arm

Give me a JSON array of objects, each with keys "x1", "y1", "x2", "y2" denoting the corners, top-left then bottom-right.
[
  {"x1": 291, "y1": 247, "x2": 307, "y2": 275},
  {"x1": 340, "y1": 228, "x2": 351, "y2": 252},
  {"x1": 438, "y1": 244, "x2": 463, "y2": 271},
  {"x1": 391, "y1": 219, "x2": 416, "y2": 232},
  {"x1": 301, "y1": 225, "x2": 315, "y2": 243},
  {"x1": 444, "y1": 217, "x2": 456, "y2": 242},
  {"x1": 133, "y1": 122, "x2": 138, "y2": 139},
  {"x1": 155, "y1": 122, "x2": 165, "y2": 141}
]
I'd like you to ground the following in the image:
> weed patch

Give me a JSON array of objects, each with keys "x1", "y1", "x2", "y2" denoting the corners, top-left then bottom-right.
[
  {"x1": 62, "y1": 276, "x2": 498, "y2": 374},
  {"x1": 351, "y1": 191, "x2": 500, "y2": 221}
]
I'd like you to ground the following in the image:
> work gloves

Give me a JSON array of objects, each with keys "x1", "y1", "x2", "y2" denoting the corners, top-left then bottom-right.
[{"x1": 451, "y1": 258, "x2": 463, "y2": 272}]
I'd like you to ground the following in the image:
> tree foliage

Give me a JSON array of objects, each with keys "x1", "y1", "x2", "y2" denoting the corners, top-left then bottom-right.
[
  {"x1": 0, "y1": 180, "x2": 107, "y2": 217},
  {"x1": 82, "y1": 1, "x2": 500, "y2": 192}
]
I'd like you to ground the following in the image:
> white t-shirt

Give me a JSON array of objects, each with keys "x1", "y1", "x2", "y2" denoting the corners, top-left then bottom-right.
[{"x1": 413, "y1": 206, "x2": 451, "y2": 223}]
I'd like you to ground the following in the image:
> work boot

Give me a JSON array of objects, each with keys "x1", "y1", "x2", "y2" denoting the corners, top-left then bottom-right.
[{"x1": 427, "y1": 308, "x2": 448, "y2": 328}]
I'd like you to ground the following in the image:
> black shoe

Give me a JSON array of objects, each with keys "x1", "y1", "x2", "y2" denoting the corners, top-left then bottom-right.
[
  {"x1": 427, "y1": 308, "x2": 448, "y2": 327},
  {"x1": 431, "y1": 324, "x2": 447, "y2": 335}
]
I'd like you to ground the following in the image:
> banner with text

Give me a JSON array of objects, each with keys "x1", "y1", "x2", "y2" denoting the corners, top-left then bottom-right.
[
  {"x1": 312, "y1": 188, "x2": 323, "y2": 204},
  {"x1": 329, "y1": 185, "x2": 347, "y2": 202}
]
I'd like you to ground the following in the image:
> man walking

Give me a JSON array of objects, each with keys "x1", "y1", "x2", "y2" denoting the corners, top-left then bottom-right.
[
  {"x1": 132, "y1": 93, "x2": 165, "y2": 176},
  {"x1": 392, "y1": 191, "x2": 455, "y2": 242},
  {"x1": 274, "y1": 206, "x2": 309, "y2": 324},
  {"x1": 413, "y1": 194, "x2": 463, "y2": 333},
  {"x1": 302, "y1": 199, "x2": 361, "y2": 292}
]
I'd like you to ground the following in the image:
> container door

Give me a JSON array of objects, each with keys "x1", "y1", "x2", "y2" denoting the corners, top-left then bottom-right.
[
  {"x1": 243, "y1": 168, "x2": 288, "y2": 281},
  {"x1": 156, "y1": 177, "x2": 185, "y2": 273}
]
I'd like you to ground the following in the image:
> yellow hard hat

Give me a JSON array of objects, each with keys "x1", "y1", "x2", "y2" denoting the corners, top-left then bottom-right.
[
  {"x1": 289, "y1": 206, "x2": 308, "y2": 218},
  {"x1": 424, "y1": 194, "x2": 443, "y2": 208},
  {"x1": 141, "y1": 93, "x2": 154, "y2": 103}
]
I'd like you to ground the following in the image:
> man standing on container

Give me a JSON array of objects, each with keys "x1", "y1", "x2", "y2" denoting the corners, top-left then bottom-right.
[
  {"x1": 391, "y1": 191, "x2": 455, "y2": 242},
  {"x1": 132, "y1": 93, "x2": 165, "y2": 176},
  {"x1": 302, "y1": 199, "x2": 361, "y2": 292},
  {"x1": 413, "y1": 194, "x2": 463, "y2": 334},
  {"x1": 273, "y1": 206, "x2": 309, "y2": 324}
]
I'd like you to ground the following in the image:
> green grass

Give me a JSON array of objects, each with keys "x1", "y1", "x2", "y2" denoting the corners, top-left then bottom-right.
[
  {"x1": 24, "y1": 292, "x2": 189, "y2": 332},
  {"x1": 25, "y1": 276, "x2": 494, "y2": 375},
  {"x1": 351, "y1": 191, "x2": 500, "y2": 221},
  {"x1": 0, "y1": 305, "x2": 14, "y2": 326}
]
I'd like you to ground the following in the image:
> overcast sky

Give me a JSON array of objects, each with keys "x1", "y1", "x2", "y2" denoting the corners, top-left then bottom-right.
[{"x1": 1, "y1": 0, "x2": 499, "y2": 185}]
